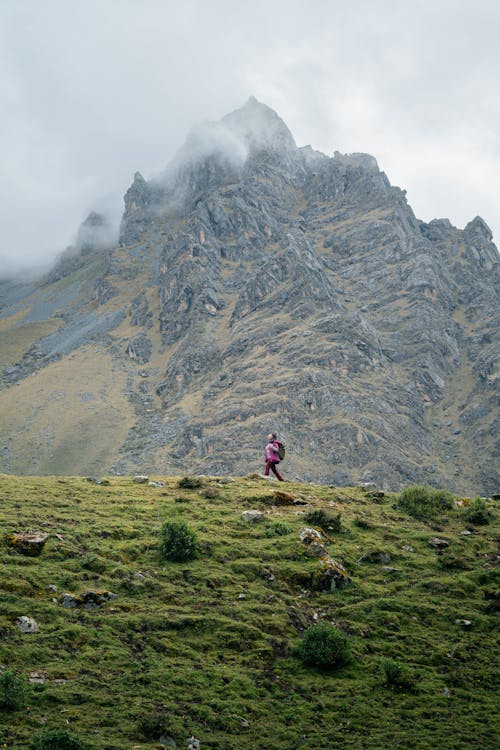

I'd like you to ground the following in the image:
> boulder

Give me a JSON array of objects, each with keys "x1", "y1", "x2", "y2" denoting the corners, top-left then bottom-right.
[
  {"x1": 133, "y1": 475, "x2": 149, "y2": 484},
  {"x1": 61, "y1": 590, "x2": 116, "y2": 610},
  {"x1": 429, "y1": 537, "x2": 450, "y2": 551},
  {"x1": 16, "y1": 616, "x2": 39, "y2": 633},
  {"x1": 242, "y1": 510, "x2": 265, "y2": 523},
  {"x1": 6, "y1": 532, "x2": 49, "y2": 557},
  {"x1": 299, "y1": 527, "x2": 328, "y2": 558}
]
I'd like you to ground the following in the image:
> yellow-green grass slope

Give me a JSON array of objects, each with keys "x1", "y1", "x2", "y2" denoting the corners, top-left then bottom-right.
[{"x1": 0, "y1": 474, "x2": 498, "y2": 749}]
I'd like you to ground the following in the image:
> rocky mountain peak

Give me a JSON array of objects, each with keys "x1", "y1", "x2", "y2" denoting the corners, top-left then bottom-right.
[
  {"x1": 76, "y1": 211, "x2": 114, "y2": 254},
  {"x1": 222, "y1": 95, "x2": 297, "y2": 155},
  {"x1": 3, "y1": 99, "x2": 498, "y2": 496}
]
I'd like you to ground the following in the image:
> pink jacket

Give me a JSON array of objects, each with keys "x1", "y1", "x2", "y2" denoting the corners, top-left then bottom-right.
[{"x1": 264, "y1": 440, "x2": 281, "y2": 463}]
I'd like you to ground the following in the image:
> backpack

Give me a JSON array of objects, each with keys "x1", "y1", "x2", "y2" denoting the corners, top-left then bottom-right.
[{"x1": 277, "y1": 440, "x2": 286, "y2": 461}]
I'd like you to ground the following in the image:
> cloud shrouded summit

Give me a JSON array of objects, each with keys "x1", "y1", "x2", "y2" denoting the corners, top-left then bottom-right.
[{"x1": 1, "y1": 1, "x2": 499, "y2": 276}]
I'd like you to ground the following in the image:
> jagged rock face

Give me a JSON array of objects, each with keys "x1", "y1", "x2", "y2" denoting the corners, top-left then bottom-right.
[{"x1": 0, "y1": 98, "x2": 498, "y2": 494}]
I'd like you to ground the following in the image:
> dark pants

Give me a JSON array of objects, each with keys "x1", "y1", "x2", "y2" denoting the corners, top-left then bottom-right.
[{"x1": 264, "y1": 461, "x2": 284, "y2": 481}]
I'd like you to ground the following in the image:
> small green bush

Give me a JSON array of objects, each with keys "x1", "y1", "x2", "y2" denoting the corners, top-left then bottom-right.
[
  {"x1": 464, "y1": 498, "x2": 492, "y2": 526},
  {"x1": 305, "y1": 509, "x2": 342, "y2": 532},
  {"x1": 266, "y1": 522, "x2": 292, "y2": 537},
  {"x1": 159, "y1": 520, "x2": 198, "y2": 562},
  {"x1": 138, "y1": 711, "x2": 169, "y2": 739},
  {"x1": 396, "y1": 485, "x2": 453, "y2": 520},
  {"x1": 295, "y1": 622, "x2": 351, "y2": 669},
  {"x1": 178, "y1": 476, "x2": 202, "y2": 489},
  {"x1": 30, "y1": 729, "x2": 88, "y2": 750},
  {"x1": 201, "y1": 486, "x2": 220, "y2": 499},
  {"x1": 380, "y1": 657, "x2": 417, "y2": 690},
  {"x1": 0, "y1": 668, "x2": 27, "y2": 711}
]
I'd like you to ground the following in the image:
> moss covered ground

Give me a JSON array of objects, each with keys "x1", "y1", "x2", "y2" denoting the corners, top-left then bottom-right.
[{"x1": 0, "y1": 474, "x2": 498, "y2": 749}]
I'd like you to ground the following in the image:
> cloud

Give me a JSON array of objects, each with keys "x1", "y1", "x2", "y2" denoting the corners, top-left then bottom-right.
[{"x1": 0, "y1": 0, "x2": 499, "y2": 276}]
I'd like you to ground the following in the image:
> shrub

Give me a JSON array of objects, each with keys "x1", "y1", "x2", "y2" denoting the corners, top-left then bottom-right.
[
  {"x1": 396, "y1": 485, "x2": 453, "y2": 520},
  {"x1": 0, "y1": 668, "x2": 27, "y2": 711},
  {"x1": 138, "y1": 711, "x2": 169, "y2": 739},
  {"x1": 353, "y1": 516, "x2": 373, "y2": 530},
  {"x1": 178, "y1": 476, "x2": 202, "y2": 489},
  {"x1": 305, "y1": 509, "x2": 342, "y2": 533},
  {"x1": 380, "y1": 657, "x2": 417, "y2": 690},
  {"x1": 201, "y1": 486, "x2": 220, "y2": 499},
  {"x1": 464, "y1": 498, "x2": 492, "y2": 526},
  {"x1": 266, "y1": 522, "x2": 292, "y2": 537},
  {"x1": 159, "y1": 520, "x2": 198, "y2": 562},
  {"x1": 295, "y1": 622, "x2": 351, "y2": 669},
  {"x1": 30, "y1": 729, "x2": 88, "y2": 750}
]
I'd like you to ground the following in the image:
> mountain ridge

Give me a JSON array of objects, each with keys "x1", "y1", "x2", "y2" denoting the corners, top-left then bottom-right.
[{"x1": 0, "y1": 98, "x2": 498, "y2": 494}]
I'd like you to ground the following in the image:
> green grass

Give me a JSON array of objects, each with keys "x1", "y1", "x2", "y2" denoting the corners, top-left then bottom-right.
[{"x1": 0, "y1": 474, "x2": 498, "y2": 749}]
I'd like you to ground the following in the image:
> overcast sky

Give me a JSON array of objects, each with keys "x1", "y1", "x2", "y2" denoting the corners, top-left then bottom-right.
[{"x1": 1, "y1": 0, "x2": 499, "y2": 276}]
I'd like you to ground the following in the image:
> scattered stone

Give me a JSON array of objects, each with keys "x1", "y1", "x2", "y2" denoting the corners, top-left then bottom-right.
[
  {"x1": 148, "y1": 481, "x2": 165, "y2": 488},
  {"x1": 383, "y1": 566, "x2": 399, "y2": 573},
  {"x1": 188, "y1": 738, "x2": 200, "y2": 750},
  {"x1": 461, "y1": 529, "x2": 472, "y2": 536},
  {"x1": 6, "y1": 532, "x2": 50, "y2": 557},
  {"x1": 47, "y1": 584, "x2": 58, "y2": 593},
  {"x1": 133, "y1": 475, "x2": 149, "y2": 484},
  {"x1": 261, "y1": 569, "x2": 275, "y2": 581},
  {"x1": 160, "y1": 737, "x2": 177, "y2": 749},
  {"x1": 61, "y1": 593, "x2": 80, "y2": 608},
  {"x1": 237, "y1": 593, "x2": 246, "y2": 599},
  {"x1": 318, "y1": 557, "x2": 351, "y2": 590},
  {"x1": 29, "y1": 671, "x2": 47, "y2": 684},
  {"x1": 242, "y1": 510, "x2": 265, "y2": 523},
  {"x1": 299, "y1": 527, "x2": 328, "y2": 557},
  {"x1": 455, "y1": 619, "x2": 472, "y2": 628},
  {"x1": 359, "y1": 550, "x2": 392, "y2": 564},
  {"x1": 367, "y1": 491, "x2": 385, "y2": 501},
  {"x1": 61, "y1": 590, "x2": 116, "y2": 610},
  {"x1": 16, "y1": 616, "x2": 39, "y2": 633},
  {"x1": 402, "y1": 545, "x2": 414, "y2": 552},
  {"x1": 429, "y1": 537, "x2": 450, "y2": 550}
]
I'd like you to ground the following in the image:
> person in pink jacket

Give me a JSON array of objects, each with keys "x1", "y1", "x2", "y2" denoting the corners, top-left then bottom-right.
[{"x1": 263, "y1": 432, "x2": 285, "y2": 481}]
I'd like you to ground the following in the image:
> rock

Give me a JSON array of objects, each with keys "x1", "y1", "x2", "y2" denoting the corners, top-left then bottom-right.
[
  {"x1": 317, "y1": 557, "x2": 351, "y2": 590},
  {"x1": 16, "y1": 616, "x2": 39, "y2": 633},
  {"x1": 429, "y1": 537, "x2": 450, "y2": 550},
  {"x1": 187, "y1": 738, "x2": 201, "y2": 750},
  {"x1": 359, "y1": 550, "x2": 392, "y2": 564},
  {"x1": 61, "y1": 593, "x2": 80, "y2": 608},
  {"x1": 299, "y1": 527, "x2": 328, "y2": 557},
  {"x1": 29, "y1": 671, "x2": 47, "y2": 684},
  {"x1": 126, "y1": 332, "x2": 153, "y2": 364},
  {"x1": 455, "y1": 619, "x2": 472, "y2": 628},
  {"x1": 133, "y1": 475, "x2": 149, "y2": 484},
  {"x1": 242, "y1": 510, "x2": 265, "y2": 523},
  {"x1": 148, "y1": 481, "x2": 165, "y2": 488},
  {"x1": 159, "y1": 737, "x2": 177, "y2": 749},
  {"x1": 61, "y1": 590, "x2": 116, "y2": 609},
  {"x1": 6, "y1": 532, "x2": 49, "y2": 556}
]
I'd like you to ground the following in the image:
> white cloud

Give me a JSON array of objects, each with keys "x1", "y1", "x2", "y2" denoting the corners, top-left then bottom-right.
[{"x1": 0, "y1": 0, "x2": 499, "y2": 275}]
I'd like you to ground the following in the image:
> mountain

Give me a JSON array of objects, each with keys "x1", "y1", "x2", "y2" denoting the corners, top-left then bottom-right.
[{"x1": 0, "y1": 97, "x2": 498, "y2": 494}]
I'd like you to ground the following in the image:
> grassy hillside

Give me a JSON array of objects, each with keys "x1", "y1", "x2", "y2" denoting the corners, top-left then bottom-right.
[{"x1": 0, "y1": 474, "x2": 498, "y2": 749}]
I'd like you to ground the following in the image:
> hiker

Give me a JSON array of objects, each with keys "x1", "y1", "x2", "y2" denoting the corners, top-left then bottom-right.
[{"x1": 263, "y1": 433, "x2": 285, "y2": 481}]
